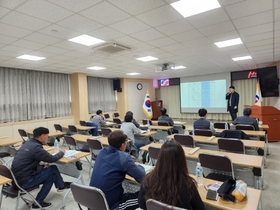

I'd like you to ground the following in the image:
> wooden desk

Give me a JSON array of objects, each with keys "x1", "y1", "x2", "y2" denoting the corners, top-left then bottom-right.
[
  {"x1": 151, "y1": 120, "x2": 187, "y2": 126},
  {"x1": 73, "y1": 134, "x2": 109, "y2": 146},
  {"x1": 167, "y1": 134, "x2": 265, "y2": 149},
  {"x1": 0, "y1": 137, "x2": 22, "y2": 147},
  {"x1": 215, "y1": 129, "x2": 266, "y2": 137},
  {"x1": 125, "y1": 169, "x2": 261, "y2": 210},
  {"x1": 101, "y1": 122, "x2": 116, "y2": 127},
  {"x1": 0, "y1": 175, "x2": 12, "y2": 186},
  {"x1": 150, "y1": 125, "x2": 173, "y2": 130},
  {"x1": 62, "y1": 125, "x2": 95, "y2": 131},
  {"x1": 26, "y1": 130, "x2": 66, "y2": 137}
]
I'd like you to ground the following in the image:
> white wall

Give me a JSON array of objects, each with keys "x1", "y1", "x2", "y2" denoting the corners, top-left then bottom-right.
[{"x1": 127, "y1": 82, "x2": 150, "y2": 121}]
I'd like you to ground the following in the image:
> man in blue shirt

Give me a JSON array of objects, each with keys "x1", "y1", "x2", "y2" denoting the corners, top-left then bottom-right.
[{"x1": 90, "y1": 130, "x2": 145, "y2": 210}]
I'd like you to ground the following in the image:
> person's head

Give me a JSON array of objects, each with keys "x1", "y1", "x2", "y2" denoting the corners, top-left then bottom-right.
[
  {"x1": 243, "y1": 107, "x2": 252, "y2": 116},
  {"x1": 33, "y1": 127, "x2": 49, "y2": 144},
  {"x1": 125, "y1": 111, "x2": 133, "y2": 117},
  {"x1": 96, "y1": 110, "x2": 102, "y2": 115},
  {"x1": 142, "y1": 140, "x2": 195, "y2": 206},
  {"x1": 124, "y1": 114, "x2": 133, "y2": 122},
  {"x1": 198, "y1": 108, "x2": 207, "y2": 117},
  {"x1": 229, "y1": 85, "x2": 235, "y2": 93},
  {"x1": 108, "y1": 130, "x2": 128, "y2": 151},
  {"x1": 160, "y1": 108, "x2": 167, "y2": 115}
]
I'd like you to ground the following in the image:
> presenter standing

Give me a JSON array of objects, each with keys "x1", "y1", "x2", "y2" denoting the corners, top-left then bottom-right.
[{"x1": 226, "y1": 86, "x2": 239, "y2": 121}]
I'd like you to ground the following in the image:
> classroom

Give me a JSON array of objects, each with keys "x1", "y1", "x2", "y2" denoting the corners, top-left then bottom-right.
[{"x1": 0, "y1": 0, "x2": 279, "y2": 209}]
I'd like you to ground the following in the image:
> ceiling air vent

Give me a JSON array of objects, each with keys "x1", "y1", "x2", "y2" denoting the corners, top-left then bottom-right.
[{"x1": 92, "y1": 43, "x2": 131, "y2": 54}]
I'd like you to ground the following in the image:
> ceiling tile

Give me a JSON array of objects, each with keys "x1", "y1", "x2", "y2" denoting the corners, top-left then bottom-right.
[
  {"x1": 1, "y1": 45, "x2": 33, "y2": 55},
  {"x1": 114, "y1": 36, "x2": 141, "y2": 46},
  {"x1": 238, "y1": 23, "x2": 273, "y2": 36},
  {"x1": 0, "y1": 34, "x2": 18, "y2": 45},
  {"x1": 130, "y1": 28, "x2": 165, "y2": 42},
  {"x1": 109, "y1": 17, "x2": 150, "y2": 34},
  {"x1": 207, "y1": 30, "x2": 240, "y2": 42},
  {"x1": 245, "y1": 39, "x2": 273, "y2": 48},
  {"x1": 225, "y1": 0, "x2": 272, "y2": 19},
  {"x1": 0, "y1": 6, "x2": 10, "y2": 18},
  {"x1": 136, "y1": 5, "x2": 182, "y2": 27},
  {"x1": 156, "y1": 19, "x2": 194, "y2": 36},
  {"x1": 242, "y1": 32, "x2": 273, "y2": 42},
  {"x1": 219, "y1": 0, "x2": 245, "y2": 6},
  {"x1": 199, "y1": 21, "x2": 235, "y2": 37},
  {"x1": 108, "y1": 0, "x2": 166, "y2": 15},
  {"x1": 186, "y1": 8, "x2": 229, "y2": 28},
  {"x1": 275, "y1": 8, "x2": 280, "y2": 21},
  {"x1": 38, "y1": 24, "x2": 81, "y2": 39},
  {"x1": 23, "y1": 32, "x2": 63, "y2": 45},
  {"x1": 11, "y1": 39, "x2": 46, "y2": 51},
  {"x1": 39, "y1": 46, "x2": 69, "y2": 54},
  {"x1": 16, "y1": 0, "x2": 73, "y2": 23},
  {"x1": 170, "y1": 30, "x2": 204, "y2": 42},
  {"x1": 233, "y1": 11, "x2": 273, "y2": 29},
  {"x1": 47, "y1": 0, "x2": 102, "y2": 12},
  {"x1": 88, "y1": 27, "x2": 125, "y2": 41},
  {"x1": 0, "y1": 0, "x2": 26, "y2": 9},
  {"x1": 0, "y1": 22, "x2": 32, "y2": 38},
  {"x1": 148, "y1": 37, "x2": 177, "y2": 47},
  {"x1": 80, "y1": 1, "x2": 130, "y2": 25}
]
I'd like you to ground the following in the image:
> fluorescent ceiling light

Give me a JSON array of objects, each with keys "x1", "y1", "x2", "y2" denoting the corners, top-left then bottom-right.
[
  {"x1": 232, "y1": 56, "x2": 252, "y2": 61},
  {"x1": 68, "y1": 34, "x2": 105, "y2": 46},
  {"x1": 171, "y1": 0, "x2": 221, "y2": 18},
  {"x1": 17, "y1": 54, "x2": 46, "y2": 61},
  {"x1": 126, "y1": 72, "x2": 140, "y2": 76},
  {"x1": 136, "y1": 56, "x2": 158, "y2": 62},
  {"x1": 87, "y1": 66, "x2": 106, "y2": 70},
  {"x1": 215, "y1": 38, "x2": 243, "y2": 48},
  {"x1": 171, "y1": 66, "x2": 186, "y2": 70}
]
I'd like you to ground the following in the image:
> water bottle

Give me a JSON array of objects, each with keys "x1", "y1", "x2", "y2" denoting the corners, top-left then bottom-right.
[
  {"x1": 54, "y1": 139, "x2": 59, "y2": 153},
  {"x1": 225, "y1": 122, "x2": 228, "y2": 130},
  {"x1": 147, "y1": 120, "x2": 151, "y2": 132},
  {"x1": 196, "y1": 162, "x2": 203, "y2": 186}
]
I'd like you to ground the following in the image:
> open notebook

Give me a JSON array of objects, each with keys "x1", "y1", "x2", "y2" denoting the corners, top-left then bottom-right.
[
  {"x1": 140, "y1": 164, "x2": 153, "y2": 172},
  {"x1": 140, "y1": 130, "x2": 147, "y2": 134},
  {"x1": 52, "y1": 150, "x2": 79, "y2": 158}
]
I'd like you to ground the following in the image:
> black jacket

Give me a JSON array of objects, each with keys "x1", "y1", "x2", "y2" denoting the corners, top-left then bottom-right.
[
  {"x1": 11, "y1": 138, "x2": 64, "y2": 186},
  {"x1": 226, "y1": 92, "x2": 239, "y2": 112}
]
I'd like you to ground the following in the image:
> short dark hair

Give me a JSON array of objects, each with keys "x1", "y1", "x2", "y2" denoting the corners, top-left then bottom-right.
[
  {"x1": 198, "y1": 108, "x2": 207, "y2": 117},
  {"x1": 243, "y1": 107, "x2": 252, "y2": 116},
  {"x1": 160, "y1": 108, "x2": 167, "y2": 115},
  {"x1": 124, "y1": 114, "x2": 133, "y2": 122},
  {"x1": 108, "y1": 130, "x2": 127, "y2": 149},
  {"x1": 229, "y1": 85, "x2": 235, "y2": 89},
  {"x1": 96, "y1": 110, "x2": 102, "y2": 115},
  {"x1": 126, "y1": 111, "x2": 133, "y2": 116},
  {"x1": 33, "y1": 127, "x2": 49, "y2": 138}
]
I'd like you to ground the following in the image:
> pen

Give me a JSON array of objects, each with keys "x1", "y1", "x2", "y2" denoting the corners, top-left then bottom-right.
[{"x1": 204, "y1": 186, "x2": 208, "y2": 191}]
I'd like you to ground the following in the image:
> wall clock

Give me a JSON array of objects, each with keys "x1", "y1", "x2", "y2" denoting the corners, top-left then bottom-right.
[{"x1": 137, "y1": 83, "x2": 143, "y2": 90}]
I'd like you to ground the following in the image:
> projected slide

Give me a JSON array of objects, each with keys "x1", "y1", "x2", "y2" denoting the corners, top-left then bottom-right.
[{"x1": 180, "y1": 79, "x2": 227, "y2": 113}]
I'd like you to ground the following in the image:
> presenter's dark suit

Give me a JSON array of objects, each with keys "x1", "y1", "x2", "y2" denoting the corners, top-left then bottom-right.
[{"x1": 226, "y1": 91, "x2": 239, "y2": 121}]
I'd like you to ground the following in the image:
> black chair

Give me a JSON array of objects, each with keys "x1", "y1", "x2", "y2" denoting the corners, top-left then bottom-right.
[
  {"x1": 104, "y1": 114, "x2": 110, "y2": 119},
  {"x1": 142, "y1": 119, "x2": 152, "y2": 125},
  {"x1": 101, "y1": 128, "x2": 112, "y2": 137},
  {"x1": 148, "y1": 146, "x2": 160, "y2": 165},
  {"x1": 0, "y1": 165, "x2": 41, "y2": 210},
  {"x1": 146, "y1": 199, "x2": 186, "y2": 210},
  {"x1": 18, "y1": 129, "x2": 29, "y2": 143},
  {"x1": 235, "y1": 124, "x2": 255, "y2": 131},
  {"x1": 114, "y1": 113, "x2": 120, "y2": 118},
  {"x1": 87, "y1": 139, "x2": 103, "y2": 176},
  {"x1": 218, "y1": 138, "x2": 245, "y2": 154},
  {"x1": 194, "y1": 129, "x2": 212, "y2": 137},
  {"x1": 68, "y1": 125, "x2": 79, "y2": 135},
  {"x1": 79, "y1": 120, "x2": 86, "y2": 126},
  {"x1": 157, "y1": 121, "x2": 170, "y2": 126},
  {"x1": 174, "y1": 134, "x2": 195, "y2": 148},
  {"x1": 113, "y1": 118, "x2": 122, "y2": 128},
  {"x1": 70, "y1": 183, "x2": 109, "y2": 210},
  {"x1": 54, "y1": 124, "x2": 63, "y2": 132},
  {"x1": 220, "y1": 130, "x2": 250, "y2": 139},
  {"x1": 198, "y1": 153, "x2": 234, "y2": 182},
  {"x1": 214, "y1": 122, "x2": 230, "y2": 129}
]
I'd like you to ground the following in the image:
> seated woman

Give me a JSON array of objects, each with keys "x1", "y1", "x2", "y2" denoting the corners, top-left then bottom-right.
[{"x1": 138, "y1": 140, "x2": 205, "y2": 210}]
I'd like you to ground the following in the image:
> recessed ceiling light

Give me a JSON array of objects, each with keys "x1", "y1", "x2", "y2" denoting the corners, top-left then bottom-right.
[
  {"x1": 126, "y1": 72, "x2": 141, "y2": 76},
  {"x1": 87, "y1": 66, "x2": 106, "y2": 70},
  {"x1": 136, "y1": 56, "x2": 158, "y2": 62},
  {"x1": 215, "y1": 38, "x2": 243, "y2": 48},
  {"x1": 171, "y1": 66, "x2": 186, "y2": 70},
  {"x1": 171, "y1": 0, "x2": 221, "y2": 18},
  {"x1": 232, "y1": 56, "x2": 252, "y2": 61},
  {"x1": 68, "y1": 34, "x2": 105, "y2": 46},
  {"x1": 17, "y1": 54, "x2": 46, "y2": 61}
]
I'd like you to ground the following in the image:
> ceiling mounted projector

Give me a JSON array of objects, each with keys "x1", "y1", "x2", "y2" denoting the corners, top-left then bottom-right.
[{"x1": 155, "y1": 63, "x2": 175, "y2": 72}]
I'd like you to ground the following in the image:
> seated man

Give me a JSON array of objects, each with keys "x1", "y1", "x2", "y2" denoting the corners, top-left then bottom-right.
[
  {"x1": 11, "y1": 127, "x2": 71, "y2": 210},
  {"x1": 233, "y1": 107, "x2": 259, "y2": 130},
  {"x1": 87, "y1": 109, "x2": 106, "y2": 136},
  {"x1": 90, "y1": 130, "x2": 145, "y2": 210},
  {"x1": 125, "y1": 111, "x2": 140, "y2": 128},
  {"x1": 193, "y1": 108, "x2": 216, "y2": 135},
  {"x1": 158, "y1": 108, "x2": 174, "y2": 126}
]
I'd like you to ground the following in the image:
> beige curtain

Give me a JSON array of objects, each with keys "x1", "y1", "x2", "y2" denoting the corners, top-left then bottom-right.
[{"x1": 158, "y1": 79, "x2": 266, "y2": 121}]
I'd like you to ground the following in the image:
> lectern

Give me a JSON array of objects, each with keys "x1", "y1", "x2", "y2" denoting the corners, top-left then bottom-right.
[
  {"x1": 151, "y1": 100, "x2": 162, "y2": 120},
  {"x1": 250, "y1": 105, "x2": 280, "y2": 141}
]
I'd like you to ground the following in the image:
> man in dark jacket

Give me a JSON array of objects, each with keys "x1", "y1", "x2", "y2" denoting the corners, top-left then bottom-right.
[
  {"x1": 233, "y1": 107, "x2": 259, "y2": 130},
  {"x1": 11, "y1": 127, "x2": 71, "y2": 210},
  {"x1": 226, "y1": 85, "x2": 239, "y2": 121},
  {"x1": 90, "y1": 130, "x2": 145, "y2": 210}
]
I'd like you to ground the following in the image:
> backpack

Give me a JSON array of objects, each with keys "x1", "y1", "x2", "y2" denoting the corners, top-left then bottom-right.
[{"x1": 217, "y1": 178, "x2": 236, "y2": 202}]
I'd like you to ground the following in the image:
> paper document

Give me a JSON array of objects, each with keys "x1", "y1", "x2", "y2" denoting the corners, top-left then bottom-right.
[
  {"x1": 174, "y1": 121, "x2": 181, "y2": 124},
  {"x1": 140, "y1": 164, "x2": 153, "y2": 171},
  {"x1": 64, "y1": 150, "x2": 79, "y2": 158},
  {"x1": 140, "y1": 130, "x2": 147, "y2": 134}
]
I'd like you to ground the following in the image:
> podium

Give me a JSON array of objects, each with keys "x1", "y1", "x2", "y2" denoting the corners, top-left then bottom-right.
[
  {"x1": 250, "y1": 105, "x2": 280, "y2": 141},
  {"x1": 151, "y1": 100, "x2": 162, "y2": 120}
]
